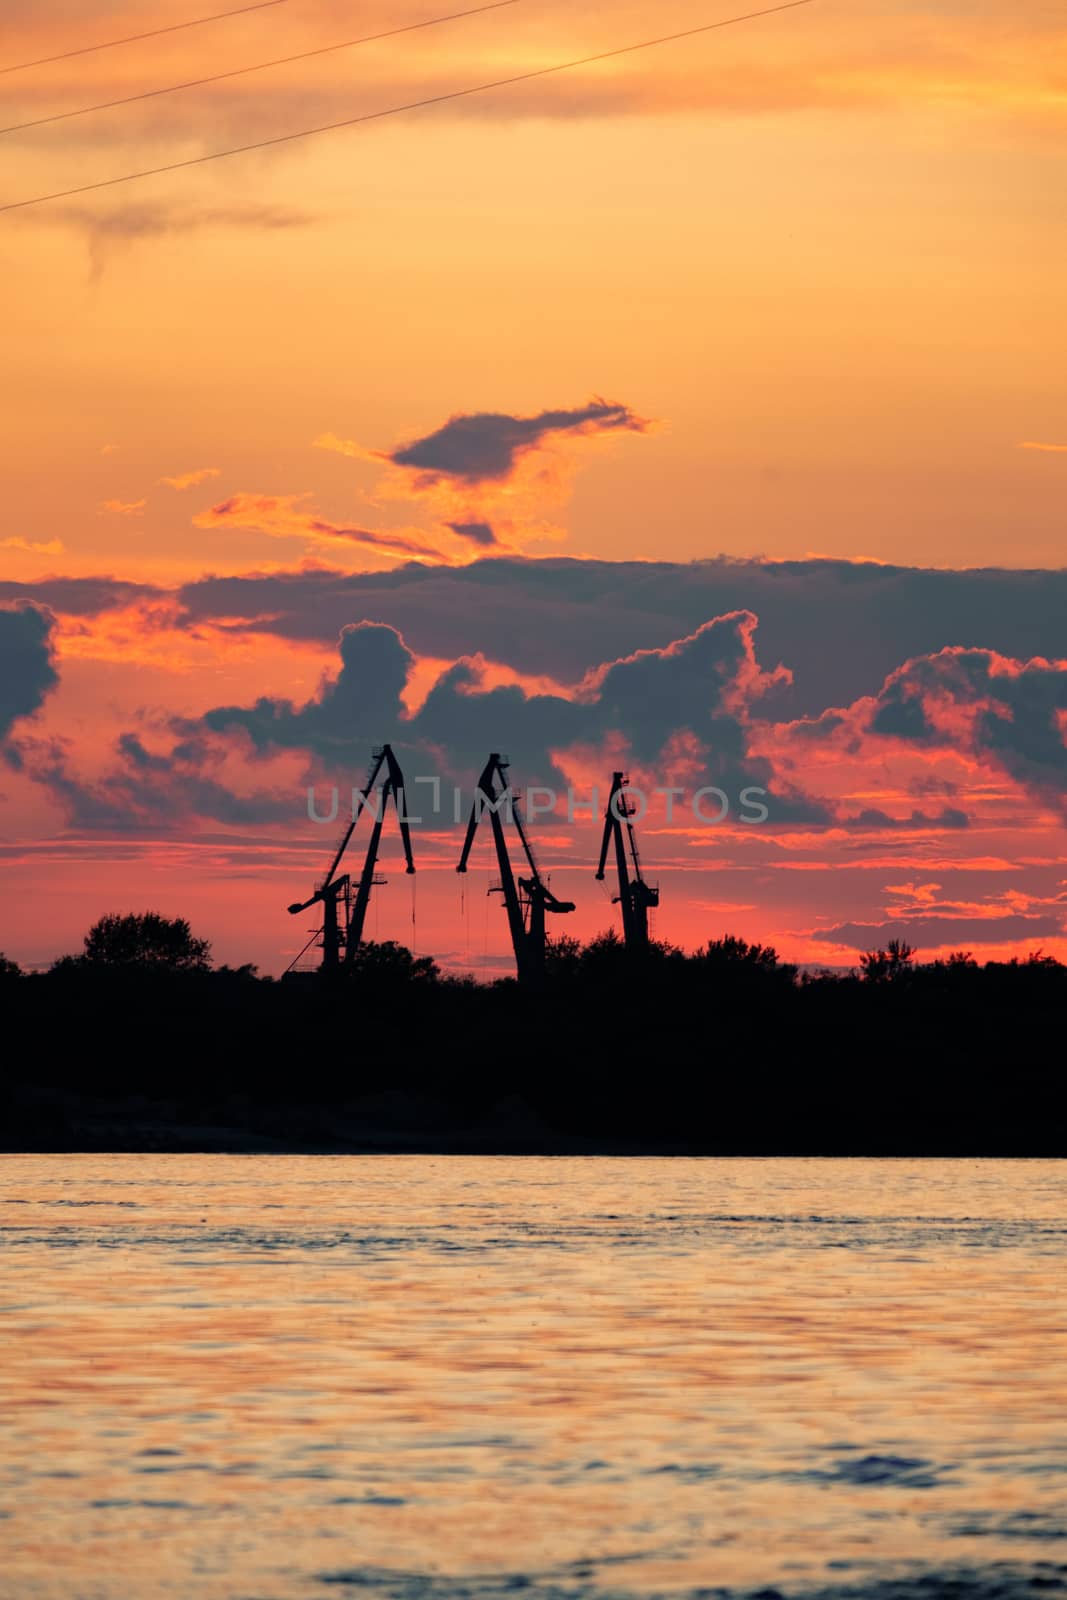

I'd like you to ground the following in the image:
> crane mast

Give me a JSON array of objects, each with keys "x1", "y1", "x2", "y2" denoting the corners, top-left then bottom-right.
[
  {"x1": 596, "y1": 771, "x2": 659, "y2": 950},
  {"x1": 457, "y1": 753, "x2": 575, "y2": 985},
  {"x1": 287, "y1": 743, "x2": 414, "y2": 971}
]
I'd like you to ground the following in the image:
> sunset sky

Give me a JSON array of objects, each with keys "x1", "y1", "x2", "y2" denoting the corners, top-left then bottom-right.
[{"x1": 1, "y1": 0, "x2": 1065, "y2": 974}]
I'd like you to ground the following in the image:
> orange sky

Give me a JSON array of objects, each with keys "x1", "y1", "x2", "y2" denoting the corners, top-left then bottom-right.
[{"x1": 1, "y1": 0, "x2": 1065, "y2": 973}]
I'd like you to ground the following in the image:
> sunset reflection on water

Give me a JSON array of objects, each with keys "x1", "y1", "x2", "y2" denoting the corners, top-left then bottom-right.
[{"x1": 1, "y1": 1156, "x2": 1065, "y2": 1600}]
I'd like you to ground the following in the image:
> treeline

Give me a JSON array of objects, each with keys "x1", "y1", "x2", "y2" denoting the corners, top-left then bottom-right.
[{"x1": 2, "y1": 916, "x2": 1065, "y2": 1154}]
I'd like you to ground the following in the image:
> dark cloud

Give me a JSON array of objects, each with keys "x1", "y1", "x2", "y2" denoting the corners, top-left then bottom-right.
[
  {"x1": 0, "y1": 604, "x2": 59, "y2": 740},
  {"x1": 26, "y1": 610, "x2": 826, "y2": 832},
  {"x1": 53, "y1": 203, "x2": 315, "y2": 242},
  {"x1": 8, "y1": 556, "x2": 1049, "y2": 726},
  {"x1": 197, "y1": 622, "x2": 411, "y2": 760},
  {"x1": 446, "y1": 521, "x2": 500, "y2": 548},
  {"x1": 386, "y1": 399, "x2": 648, "y2": 483},
  {"x1": 870, "y1": 695, "x2": 934, "y2": 741},
  {"x1": 21, "y1": 730, "x2": 295, "y2": 832},
  {"x1": 117, "y1": 732, "x2": 169, "y2": 772},
  {"x1": 41, "y1": 202, "x2": 317, "y2": 280},
  {"x1": 840, "y1": 807, "x2": 969, "y2": 831},
  {"x1": 15, "y1": 557, "x2": 1067, "y2": 838},
  {"x1": 0, "y1": 577, "x2": 153, "y2": 616},
  {"x1": 814, "y1": 914, "x2": 1065, "y2": 951},
  {"x1": 862, "y1": 649, "x2": 1067, "y2": 815},
  {"x1": 172, "y1": 558, "x2": 1067, "y2": 719},
  {"x1": 187, "y1": 611, "x2": 824, "y2": 823}
]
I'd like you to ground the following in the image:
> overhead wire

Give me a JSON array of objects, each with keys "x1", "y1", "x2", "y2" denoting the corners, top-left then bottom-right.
[
  {"x1": 1, "y1": 1, "x2": 816, "y2": 215},
  {"x1": 1, "y1": 1, "x2": 522, "y2": 139},
  {"x1": 2, "y1": 0, "x2": 296, "y2": 76}
]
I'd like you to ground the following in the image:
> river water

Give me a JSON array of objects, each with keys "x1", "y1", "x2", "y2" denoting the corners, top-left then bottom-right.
[{"x1": 0, "y1": 1156, "x2": 1064, "y2": 1600}]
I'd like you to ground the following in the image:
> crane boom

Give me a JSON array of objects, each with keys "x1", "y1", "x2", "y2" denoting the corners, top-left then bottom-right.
[
  {"x1": 595, "y1": 771, "x2": 659, "y2": 950},
  {"x1": 287, "y1": 742, "x2": 414, "y2": 973},
  {"x1": 457, "y1": 753, "x2": 575, "y2": 984}
]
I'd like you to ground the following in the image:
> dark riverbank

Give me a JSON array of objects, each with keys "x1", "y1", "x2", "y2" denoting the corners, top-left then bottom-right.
[
  {"x1": 3, "y1": 939, "x2": 1065, "y2": 1155},
  {"x1": 6, "y1": 1097, "x2": 1067, "y2": 1157}
]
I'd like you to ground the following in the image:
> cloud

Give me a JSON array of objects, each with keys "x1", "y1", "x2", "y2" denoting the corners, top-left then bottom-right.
[
  {"x1": 43, "y1": 203, "x2": 318, "y2": 280},
  {"x1": 99, "y1": 498, "x2": 146, "y2": 517},
  {"x1": 0, "y1": 577, "x2": 155, "y2": 616},
  {"x1": 446, "y1": 521, "x2": 501, "y2": 548},
  {"x1": 384, "y1": 398, "x2": 650, "y2": 484},
  {"x1": 197, "y1": 621, "x2": 413, "y2": 762},
  {"x1": 1019, "y1": 441, "x2": 1067, "y2": 454},
  {"x1": 196, "y1": 492, "x2": 534, "y2": 565},
  {"x1": 314, "y1": 398, "x2": 650, "y2": 559},
  {"x1": 186, "y1": 610, "x2": 822, "y2": 824},
  {"x1": 161, "y1": 467, "x2": 221, "y2": 491},
  {"x1": 170, "y1": 557, "x2": 1067, "y2": 720},
  {"x1": 861, "y1": 648, "x2": 1067, "y2": 816},
  {"x1": 11, "y1": 4, "x2": 1061, "y2": 143},
  {"x1": 10, "y1": 552, "x2": 1067, "y2": 728},
  {"x1": 813, "y1": 914, "x2": 1065, "y2": 952},
  {"x1": 0, "y1": 538, "x2": 65, "y2": 555},
  {"x1": 314, "y1": 433, "x2": 368, "y2": 461},
  {"x1": 0, "y1": 604, "x2": 59, "y2": 741},
  {"x1": 9, "y1": 556, "x2": 1067, "y2": 841},
  {"x1": 53, "y1": 202, "x2": 315, "y2": 241},
  {"x1": 194, "y1": 492, "x2": 447, "y2": 562},
  {"x1": 838, "y1": 806, "x2": 969, "y2": 832},
  {"x1": 20, "y1": 730, "x2": 297, "y2": 832}
]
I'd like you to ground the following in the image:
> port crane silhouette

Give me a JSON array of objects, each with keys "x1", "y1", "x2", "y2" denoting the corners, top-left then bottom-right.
[
  {"x1": 596, "y1": 771, "x2": 659, "y2": 951},
  {"x1": 457, "y1": 753, "x2": 575, "y2": 985},
  {"x1": 287, "y1": 743, "x2": 414, "y2": 972}
]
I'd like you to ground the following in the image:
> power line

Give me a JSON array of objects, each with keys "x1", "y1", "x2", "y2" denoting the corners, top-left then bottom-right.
[
  {"x1": 2, "y1": 0, "x2": 294, "y2": 76},
  {"x1": 1, "y1": 1, "x2": 521, "y2": 137},
  {"x1": 1, "y1": 0, "x2": 816, "y2": 216}
]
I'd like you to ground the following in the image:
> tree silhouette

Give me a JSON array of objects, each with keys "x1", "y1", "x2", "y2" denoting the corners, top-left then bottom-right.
[
  {"x1": 692, "y1": 935, "x2": 797, "y2": 988},
  {"x1": 695, "y1": 935, "x2": 784, "y2": 969},
  {"x1": 0, "y1": 952, "x2": 21, "y2": 979},
  {"x1": 1025, "y1": 950, "x2": 1060, "y2": 968},
  {"x1": 575, "y1": 929, "x2": 627, "y2": 978},
  {"x1": 860, "y1": 938, "x2": 915, "y2": 983},
  {"x1": 344, "y1": 939, "x2": 439, "y2": 985},
  {"x1": 82, "y1": 912, "x2": 212, "y2": 971}
]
